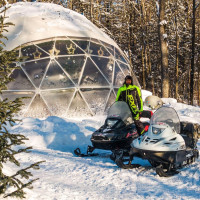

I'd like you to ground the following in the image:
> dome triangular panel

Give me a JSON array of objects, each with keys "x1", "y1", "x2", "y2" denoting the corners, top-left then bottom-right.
[
  {"x1": 113, "y1": 62, "x2": 125, "y2": 87},
  {"x1": 117, "y1": 61, "x2": 130, "y2": 76},
  {"x1": 41, "y1": 89, "x2": 75, "y2": 116},
  {"x1": 80, "y1": 57, "x2": 109, "y2": 87},
  {"x1": 89, "y1": 42, "x2": 111, "y2": 57},
  {"x1": 35, "y1": 40, "x2": 55, "y2": 56},
  {"x1": 1, "y1": 91, "x2": 35, "y2": 115},
  {"x1": 81, "y1": 88, "x2": 110, "y2": 114},
  {"x1": 22, "y1": 59, "x2": 50, "y2": 88},
  {"x1": 91, "y1": 56, "x2": 114, "y2": 84},
  {"x1": 114, "y1": 88, "x2": 119, "y2": 96},
  {"x1": 99, "y1": 41, "x2": 115, "y2": 56},
  {"x1": 72, "y1": 39, "x2": 90, "y2": 54},
  {"x1": 117, "y1": 61, "x2": 139, "y2": 86},
  {"x1": 41, "y1": 60, "x2": 74, "y2": 89},
  {"x1": 115, "y1": 48, "x2": 127, "y2": 63},
  {"x1": 55, "y1": 40, "x2": 84, "y2": 55},
  {"x1": 7, "y1": 68, "x2": 35, "y2": 90},
  {"x1": 104, "y1": 90, "x2": 116, "y2": 113},
  {"x1": 56, "y1": 56, "x2": 86, "y2": 85},
  {"x1": 24, "y1": 94, "x2": 51, "y2": 118},
  {"x1": 21, "y1": 44, "x2": 49, "y2": 61},
  {"x1": 67, "y1": 91, "x2": 92, "y2": 117}
]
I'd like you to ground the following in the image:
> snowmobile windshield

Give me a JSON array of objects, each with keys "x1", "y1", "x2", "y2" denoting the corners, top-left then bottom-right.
[
  {"x1": 107, "y1": 101, "x2": 133, "y2": 125},
  {"x1": 150, "y1": 107, "x2": 180, "y2": 134}
]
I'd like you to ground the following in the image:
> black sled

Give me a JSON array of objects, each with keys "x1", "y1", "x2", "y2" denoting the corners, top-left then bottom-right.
[{"x1": 74, "y1": 101, "x2": 152, "y2": 158}]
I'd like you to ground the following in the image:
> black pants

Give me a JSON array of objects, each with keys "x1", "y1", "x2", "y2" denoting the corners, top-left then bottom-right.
[
  {"x1": 134, "y1": 119, "x2": 145, "y2": 135},
  {"x1": 132, "y1": 112, "x2": 145, "y2": 135}
]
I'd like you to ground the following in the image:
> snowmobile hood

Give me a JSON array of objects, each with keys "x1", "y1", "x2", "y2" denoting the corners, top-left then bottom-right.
[
  {"x1": 131, "y1": 126, "x2": 186, "y2": 152},
  {"x1": 131, "y1": 107, "x2": 186, "y2": 152}
]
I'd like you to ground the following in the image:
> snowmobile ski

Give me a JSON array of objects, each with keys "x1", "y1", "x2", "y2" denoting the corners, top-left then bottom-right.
[
  {"x1": 155, "y1": 164, "x2": 179, "y2": 177},
  {"x1": 74, "y1": 146, "x2": 98, "y2": 157},
  {"x1": 115, "y1": 150, "x2": 141, "y2": 169}
]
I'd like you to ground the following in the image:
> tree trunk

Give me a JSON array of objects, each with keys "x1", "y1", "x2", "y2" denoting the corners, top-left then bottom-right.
[
  {"x1": 198, "y1": 25, "x2": 200, "y2": 106},
  {"x1": 141, "y1": 46, "x2": 146, "y2": 89},
  {"x1": 90, "y1": 0, "x2": 93, "y2": 22},
  {"x1": 158, "y1": 0, "x2": 169, "y2": 98},
  {"x1": 198, "y1": 56, "x2": 200, "y2": 106},
  {"x1": 70, "y1": 0, "x2": 73, "y2": 10},
  {"x1": 175, "y1": 17, "x2": 180, "y2": 100},
  {"x1": 140, "y1": 0, "x2": 147, "y2": 89},
  {"x1": 128, "y1": 0, "x2": 133, "y2": 66},
  {"x1": 190, "y1": 0, "x2": 196, "y2": 105}
]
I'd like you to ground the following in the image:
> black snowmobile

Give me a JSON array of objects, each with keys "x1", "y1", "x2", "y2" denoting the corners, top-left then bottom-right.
[
  {"x1": 115, "y1": 106, "x2": 199, "y2": 177},
  {"x1": 74, "y1": 101, "x2": 151, "y2": 158}
]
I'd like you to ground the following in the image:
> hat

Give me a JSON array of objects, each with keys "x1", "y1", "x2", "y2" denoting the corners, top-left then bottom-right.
[
  {"x1": 125, "y1": 75, "x2": 132, "y2": 80},
  {"x1": 124, "y1": 75, "x2": 133, "y2": 85}
]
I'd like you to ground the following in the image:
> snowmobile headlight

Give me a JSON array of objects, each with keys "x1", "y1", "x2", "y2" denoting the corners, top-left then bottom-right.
[
  {"x1": 152, "y1": 127, "x2": 165, "y2": 135},
  {"x1": 106, "y1": 119, "x2": 118, "y2": 128}
]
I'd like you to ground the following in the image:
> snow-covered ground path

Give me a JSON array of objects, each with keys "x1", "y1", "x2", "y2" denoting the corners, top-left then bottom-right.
[
  {"x1": 5, "y1": 97, "x2": 200, "y2": 200},
  {"x1": 18, "y1": 145, "x2": 200, "y2": 200}
]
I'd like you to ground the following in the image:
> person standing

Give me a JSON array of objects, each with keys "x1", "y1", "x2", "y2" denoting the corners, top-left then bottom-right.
[{"x1": 116, "y1": 75, "x2": 144, "y2": 135}]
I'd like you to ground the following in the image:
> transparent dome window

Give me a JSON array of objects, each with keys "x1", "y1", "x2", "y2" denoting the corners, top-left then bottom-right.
[
  {"x1": 55, "y1": 40, "x2": 85, "y2": 55},
  {"x1": 89, "y1": 42, "x2": 111, "y2": 57},
  {"x1": 56, "y1": 56, "x2": 86, "y2": 84},
  {"x1": 21, "y1": 44, "x2": 49, "y2": 61},
  {"x1": 91, "y1": 56, "x2": 114, "y2": 83},
  {"x1": 4, "y1": 37, "x2": 137, "y2": 118}
]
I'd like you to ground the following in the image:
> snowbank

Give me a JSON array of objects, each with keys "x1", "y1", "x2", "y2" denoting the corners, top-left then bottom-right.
[
  {"x1": 3, "y1": 2, "x2": 118, "y2": 50},
  {"x1": 4, "y1": 94, "x2": 200, "y2": 200}
]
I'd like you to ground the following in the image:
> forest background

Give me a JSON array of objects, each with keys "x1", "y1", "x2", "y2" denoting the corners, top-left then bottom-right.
[{"x1": 6, "y1": 0, "x2": 200, "y2": 106}]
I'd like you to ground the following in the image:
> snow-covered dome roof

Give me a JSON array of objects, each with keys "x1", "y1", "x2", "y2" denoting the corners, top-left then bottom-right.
[
  {"x1": 3, "y1": 2, "x2": 118, "y2": 51},
  {"x1": 1, "y1": 2, "x2": 140, "y2": 118}
]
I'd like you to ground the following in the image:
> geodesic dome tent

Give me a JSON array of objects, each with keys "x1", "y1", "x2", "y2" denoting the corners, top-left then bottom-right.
[{"x1": 2, "y1": 2, "x2": 140, "y2": 118}]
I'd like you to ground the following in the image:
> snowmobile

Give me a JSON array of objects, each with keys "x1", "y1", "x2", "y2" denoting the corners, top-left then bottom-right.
[
  {"x1": 115, "y1": 106, "x2": 199, "y2": 177},
  {"x1": 74, "y1": 101, "x2": 152, "y2": 158}
]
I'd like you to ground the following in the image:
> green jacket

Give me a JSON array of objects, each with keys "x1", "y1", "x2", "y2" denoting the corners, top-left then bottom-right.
[{"x1": 116, "y1": 84, "x2": 143, "y2": 114}]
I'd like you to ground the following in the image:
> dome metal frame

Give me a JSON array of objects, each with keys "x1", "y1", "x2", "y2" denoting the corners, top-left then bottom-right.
[{"x1": 2, "y1": 36, "x2": 138, "y2": 118}]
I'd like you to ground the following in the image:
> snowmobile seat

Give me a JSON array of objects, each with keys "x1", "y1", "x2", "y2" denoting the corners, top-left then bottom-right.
[
  {"x1": 180, "y1": 122, "x2": 199, "y2": 148},
  {"x1": 140, "y1": 110, "x2": 153, "y2": 119}
]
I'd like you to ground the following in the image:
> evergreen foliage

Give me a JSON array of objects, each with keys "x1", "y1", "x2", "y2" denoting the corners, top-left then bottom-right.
[{"x1": 0, "y1": 2, "x2": 44, "y2": 199}]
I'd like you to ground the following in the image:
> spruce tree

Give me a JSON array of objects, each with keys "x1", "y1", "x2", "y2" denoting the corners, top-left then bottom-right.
[{"x1": 0, "y1": 2, "x2": 44, "y2": 199}]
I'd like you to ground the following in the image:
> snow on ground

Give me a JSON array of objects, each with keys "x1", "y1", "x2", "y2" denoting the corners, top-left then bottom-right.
[{"x1": 4, "y1": 92, "x2": 200, "y2": 200}]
